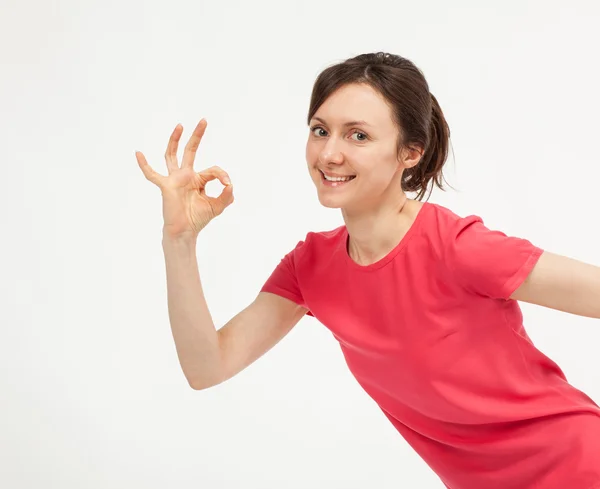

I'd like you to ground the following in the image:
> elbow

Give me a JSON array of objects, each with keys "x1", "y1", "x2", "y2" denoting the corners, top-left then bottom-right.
[
  {"x1": 187, "y1": 372, "x2": 225, "y2": 391},
  {"x1": 188, "y1": 376, "x2": 213, "y2": 391},
  {"x1": 186, "y1": 351, "x2": 227, "y2": 390},
  {"x1": 188, "y1": 379, "x2": 209, "y2": 391}
]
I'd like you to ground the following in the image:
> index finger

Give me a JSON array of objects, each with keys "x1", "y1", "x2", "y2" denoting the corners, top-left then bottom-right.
[
  {"x1": 197, "y1": 166, "x2": 232, "y2": 187},
  {"x1": 181, "y1": 119, "x2": 208, "y2": 170}
]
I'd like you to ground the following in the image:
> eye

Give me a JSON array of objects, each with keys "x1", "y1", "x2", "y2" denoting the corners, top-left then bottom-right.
[
  {"x1": 310, "y1": 126, "x2": 327, "y2": 137},
  {"x1": 351, "y1": 131, "x2": 368, "y2": 142},
  {"x1": 310, "y1": 126, "x2": 368, "y2": 142}
]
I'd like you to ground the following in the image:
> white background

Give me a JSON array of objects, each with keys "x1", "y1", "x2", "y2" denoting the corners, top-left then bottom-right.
[{"x1": 2, "y1": 0, "x2": 600, "y2": 487}]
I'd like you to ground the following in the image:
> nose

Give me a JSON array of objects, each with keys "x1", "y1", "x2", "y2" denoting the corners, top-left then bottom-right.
[{"x1": 319, "y1": 138, "x2": 344, "y2": 166}]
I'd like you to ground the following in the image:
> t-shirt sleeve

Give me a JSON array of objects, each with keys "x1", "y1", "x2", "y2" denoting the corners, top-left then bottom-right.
[
  {"x1": 260, "y1": 238, "x2": 311, "y2": 313},
  {"x1": 446, "y1": 215, "x2": 544, "y2": 300}
]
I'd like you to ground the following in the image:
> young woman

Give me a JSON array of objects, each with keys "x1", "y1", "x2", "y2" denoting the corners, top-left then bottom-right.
[{"x1": 136, "y1": 52, "x2": 600, "y2": 489}]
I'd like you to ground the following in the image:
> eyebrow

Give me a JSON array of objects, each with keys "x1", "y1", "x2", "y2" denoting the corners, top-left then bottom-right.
[{"x1": 311, "y1": 117, "x2": 373, "y2": 128}]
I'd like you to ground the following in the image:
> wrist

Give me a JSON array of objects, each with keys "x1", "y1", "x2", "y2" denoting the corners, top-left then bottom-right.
[{"x1": 162, "y1": 229, "x2": 198, "y2": 248}]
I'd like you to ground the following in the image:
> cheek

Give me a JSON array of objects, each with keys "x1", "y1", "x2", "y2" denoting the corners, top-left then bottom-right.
[
  {"x1": 305, "y1": 142, "x2": 319, "y2": 164},
  {"x1": 355, "y1": 160, "x2": 397, "y2": 187}
]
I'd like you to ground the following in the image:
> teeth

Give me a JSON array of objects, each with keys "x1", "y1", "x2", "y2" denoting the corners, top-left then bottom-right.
[{"x1": 322, "y1": 172, "x2": 354, "y2": 182}]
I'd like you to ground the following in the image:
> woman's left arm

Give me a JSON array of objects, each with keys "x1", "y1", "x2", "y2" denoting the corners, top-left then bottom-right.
[{"x1": 511, "y1": 251, "x2": 600, "y2": 319}]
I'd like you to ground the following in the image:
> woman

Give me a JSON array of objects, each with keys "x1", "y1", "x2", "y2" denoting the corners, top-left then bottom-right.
[{"x1": 136, "y1": 52, "x2": 600, "y2": 488}]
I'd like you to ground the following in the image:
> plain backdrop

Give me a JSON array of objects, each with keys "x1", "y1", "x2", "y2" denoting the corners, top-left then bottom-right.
[{"x1": 1, "y1": 0, "x2": 600, "y2": 487}]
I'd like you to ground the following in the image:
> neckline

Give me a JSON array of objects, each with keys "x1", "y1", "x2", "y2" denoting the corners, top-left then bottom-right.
[{"x1": 341, "y1": 201, "x2": 431, "y2": 272}]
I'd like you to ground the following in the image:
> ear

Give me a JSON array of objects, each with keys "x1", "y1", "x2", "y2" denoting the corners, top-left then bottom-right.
[{"x1": 398, "y1": 145, "x2": 423, "y2": 170}]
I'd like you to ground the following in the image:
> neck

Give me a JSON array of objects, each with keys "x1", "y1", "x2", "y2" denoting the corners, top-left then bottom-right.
[{"x1": 342, "y1": 193, "x2": 420, "y2": 266}]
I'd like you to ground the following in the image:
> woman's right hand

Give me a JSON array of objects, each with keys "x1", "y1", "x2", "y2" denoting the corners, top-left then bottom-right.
[{"x1": 136, "y1": 119, "x2": 234, "y2": 240}]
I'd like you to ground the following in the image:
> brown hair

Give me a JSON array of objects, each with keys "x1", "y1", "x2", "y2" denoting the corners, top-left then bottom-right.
[{"x1": 307, "y1": 52, "x2": 454, "y2": 201}]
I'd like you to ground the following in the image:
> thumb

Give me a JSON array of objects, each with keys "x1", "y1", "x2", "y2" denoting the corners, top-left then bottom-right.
[{"x1": 211, "y1": 183, "x2": 235, "y2": 216}]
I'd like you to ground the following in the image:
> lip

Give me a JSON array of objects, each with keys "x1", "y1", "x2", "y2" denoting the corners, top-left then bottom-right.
[
  {"x1": 319, "y1": 169, "x2": 356, "y2": 178},
  {"x1": 318, "y1": 169, "x2": 356, "y2": 188}
]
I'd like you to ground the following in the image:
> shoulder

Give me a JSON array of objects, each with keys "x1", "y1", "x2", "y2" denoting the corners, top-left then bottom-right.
[
  {"x1": 278, "y1": 225, "x2": 346, "y2": 266},
  {"x1": 291, "y1": 225, "x2": 346, "y2": 259},
  {"x1": 308, "y1": 225, "x2": 347, "y2": 244},
  {"x1": 420, "y1": 202, "x2": 485, "y2": 256},
  {"x1": 425, "y1": 202, "x2": 483, "y2": 232}
]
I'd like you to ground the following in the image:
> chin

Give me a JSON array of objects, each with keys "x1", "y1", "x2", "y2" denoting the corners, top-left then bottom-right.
[
  {"x1": 316, "y1": 192, "x2": 347, "y2": 209},
  {"x1": 319, "y1": 199, "x2": 343, "y2": 209}
]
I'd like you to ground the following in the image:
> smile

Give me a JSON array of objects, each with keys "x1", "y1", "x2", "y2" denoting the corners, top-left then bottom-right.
[{"x1": 319, "y1": 169, "x2": 356, "y2": 187}]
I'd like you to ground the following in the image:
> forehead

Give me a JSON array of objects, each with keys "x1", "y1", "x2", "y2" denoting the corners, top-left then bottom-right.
[{"x1": 312, "y1": 83, "x2": 394, "y2": 127}]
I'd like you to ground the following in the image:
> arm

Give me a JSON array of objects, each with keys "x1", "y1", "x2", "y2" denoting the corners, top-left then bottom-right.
[
  {"x1": 510, "y1": 251, "x2": 600, "y2": 319},
  {"x1": 216, "y1": 291, "x2": 308, "y2": 387},
  {"x1": 163, "y1": 235, "x2": 307, "y2": 390}
]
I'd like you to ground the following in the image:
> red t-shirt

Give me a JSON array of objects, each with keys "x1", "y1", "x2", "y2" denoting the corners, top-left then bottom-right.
[{"x1": 261, "y1": 202, "x2": 600, "y2": 489}]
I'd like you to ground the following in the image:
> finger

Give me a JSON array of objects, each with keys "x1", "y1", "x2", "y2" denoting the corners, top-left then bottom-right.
[
  {"x1": 181, "y1": 119, "x2": 207, "y2": 170},
  {"x1": 210, "y1": 183, "x2": 235, "y2": 216},
  {"x1": 197, "y1": 166, "x2": 232, "y2": 188},
  {"x1": 136, "y1": 151, "x2": 165, "y2": 186},
  {"x1": 164, "y1": 124, "x2": 183, "y2": 174}
]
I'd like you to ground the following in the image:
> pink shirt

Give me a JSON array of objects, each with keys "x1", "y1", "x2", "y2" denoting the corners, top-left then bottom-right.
[{"x1": 261, "y1": 202, "x2": 600, "y2": 489}]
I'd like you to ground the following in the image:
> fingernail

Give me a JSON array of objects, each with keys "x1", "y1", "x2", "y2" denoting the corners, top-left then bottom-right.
[{"x1": 225, "y1": 177, "x2": 231, "y2": 185}]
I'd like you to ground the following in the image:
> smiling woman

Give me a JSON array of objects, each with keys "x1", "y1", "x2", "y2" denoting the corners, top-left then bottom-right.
[
  {"x1": 268, "y1": 53, "x2": 600, "y2": 489},
  {"x1": 137, "y1": 51, "x2": 600, "y2": 489}
]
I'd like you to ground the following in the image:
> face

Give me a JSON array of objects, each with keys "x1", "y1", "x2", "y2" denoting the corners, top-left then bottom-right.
[{"x1": 305, "y1": 83, "x2": 421, "y2": 212}]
